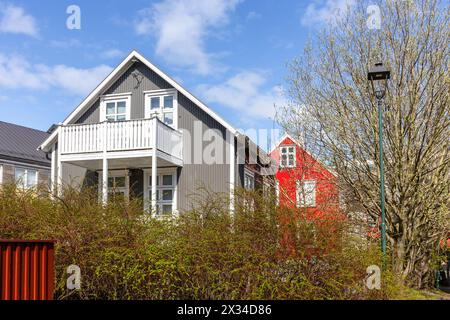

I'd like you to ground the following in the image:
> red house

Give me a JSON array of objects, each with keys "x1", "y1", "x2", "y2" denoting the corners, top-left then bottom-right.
[{"x1": 269, "y1": 134, "x2": 343, "y2": 255}]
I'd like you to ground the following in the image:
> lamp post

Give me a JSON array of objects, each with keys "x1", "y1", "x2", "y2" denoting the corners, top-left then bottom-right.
[{"x1": 368, "y1": 62, "x2": 390, "y2": 259}]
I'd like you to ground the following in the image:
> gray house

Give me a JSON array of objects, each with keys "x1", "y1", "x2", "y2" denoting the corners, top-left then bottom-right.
[
  {"x1": 0, "y1": 121, "x2": 50, "y2": 188},
  {"x1": 39, "y1": 51, "x2": 271, "y2": 215}
]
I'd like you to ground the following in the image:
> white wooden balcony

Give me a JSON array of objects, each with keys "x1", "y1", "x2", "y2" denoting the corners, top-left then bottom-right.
[{"x1": 58, "y1": 118, "x2": 183, "y2": 165}]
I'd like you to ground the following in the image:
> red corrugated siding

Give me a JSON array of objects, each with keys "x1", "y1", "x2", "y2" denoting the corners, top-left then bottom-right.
[{"x1": 0, "y1": 240, "x2": 55, "y2": 300}]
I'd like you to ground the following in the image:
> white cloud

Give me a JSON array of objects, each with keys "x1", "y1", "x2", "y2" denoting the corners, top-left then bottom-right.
[
  {"x1": 134, "y1": 0, "x2": 241, "y2": 75},
  {"x1": 198, "y1": 71, "x2": 284, "y2": 121},
  {"x1": 301, "y1": 0, "x2": 356, "y2": 26},
  {"x1": 0, "y1": 3, "x2": 38, "y2": 36},
  {"x1": 0, "y1": 53, "x2": 112, "y2": 96}
]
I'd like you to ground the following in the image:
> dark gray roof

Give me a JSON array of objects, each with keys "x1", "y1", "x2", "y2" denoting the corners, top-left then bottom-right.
[{"x1": 0, "y1": 121, "x2": 50, "y2": 166}]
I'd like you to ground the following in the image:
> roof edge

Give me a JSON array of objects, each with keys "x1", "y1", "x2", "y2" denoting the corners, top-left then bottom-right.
[{"x1": 61, "y1": 50, "x2": 238, "y2": 135}]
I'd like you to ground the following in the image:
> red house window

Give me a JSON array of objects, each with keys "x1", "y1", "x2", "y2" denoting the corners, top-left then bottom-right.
[
  {"x1": 280, "y1": 145, "x2": 296, "y2": 168},
  {"x1": 296, "y1": 180, "x2": 317, "y2": 207}
]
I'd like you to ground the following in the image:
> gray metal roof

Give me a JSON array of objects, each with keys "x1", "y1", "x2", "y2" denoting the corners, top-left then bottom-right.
[{"x1": 0, "y1": 121, "x2": 50, "y2": 166}]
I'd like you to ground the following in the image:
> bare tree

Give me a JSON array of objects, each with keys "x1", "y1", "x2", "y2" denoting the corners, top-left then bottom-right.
[{"x1": 278, "y1": 0, "x2": 449, "y2": 288}]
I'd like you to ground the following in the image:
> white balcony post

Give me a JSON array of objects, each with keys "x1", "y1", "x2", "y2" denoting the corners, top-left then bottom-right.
[
  {"x1": 57, "y1": 126, "x2": 63, "y2": 197},
  {"x1": 50, "y1": 144, "x2": 57, "y2": 196},
  {"x1": 151, "y1": 118, "x2": 158, "y2": 215},
  {"x1": 102, "y1": 158, "x2": 108, "y2": 204},
  {"x1": 102, "y1": 121, "x2": 108, "y2": 204}
]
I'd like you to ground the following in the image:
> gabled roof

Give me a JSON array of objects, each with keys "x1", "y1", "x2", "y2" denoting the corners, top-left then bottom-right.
[
  {"x1": 269, "y1": 132, "x2": 304, "y2": 155},
  {"x1": 269, "y1": 132, "x2": 337, "y2": 177},
  {"x1": 40, "y1": 50, "x2": 238, "y2": 151},
  {"x1": 0, "y1": 121, "x2": 50, "y2": 165}
]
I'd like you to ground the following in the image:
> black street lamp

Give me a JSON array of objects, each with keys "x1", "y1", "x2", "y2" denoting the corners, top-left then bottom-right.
[{"x1": 368, "y1": 62, "x2": 390, "y2": 259}]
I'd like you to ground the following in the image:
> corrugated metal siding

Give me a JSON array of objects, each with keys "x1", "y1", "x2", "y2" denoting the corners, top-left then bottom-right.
[
  {"x1": 177, "y1": 94, "x2": 230, "y2": 211},
  {"x1": 0, "y1": 240, "x2": 55, "y2": 300}
]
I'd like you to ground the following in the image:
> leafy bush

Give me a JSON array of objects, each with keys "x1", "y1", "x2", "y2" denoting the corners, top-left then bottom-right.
[{"x1": 0, "y1": 183, "x2": 411, "y2": 299}]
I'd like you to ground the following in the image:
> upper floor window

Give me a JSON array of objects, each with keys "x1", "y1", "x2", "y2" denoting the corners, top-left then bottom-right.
[
  {"x1": 280, "y1": 145, "x2": 296, "y2": 168},
  {"x1": 145, "y1": 89, "x2": 177, "y2": 128},
  {"x1": 100, "y1": 93, "x2": 131, "y2": 122},
  {"x1": 106, "y1": 101, "x2": 126, "y2": 121},
  {"x1": 296, "y1": 180, "x2": 316, "y2": 208},
  {"x1": 15, "y1": 167, "x2": 38, "y2": 189}
]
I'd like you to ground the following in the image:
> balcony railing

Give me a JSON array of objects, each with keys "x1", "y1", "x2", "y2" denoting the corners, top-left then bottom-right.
[{"x1": 59, "y1": 118, "x2": 182, "y2": 159}]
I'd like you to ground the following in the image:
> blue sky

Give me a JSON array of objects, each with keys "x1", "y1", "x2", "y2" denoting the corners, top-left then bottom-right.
[{"x1": 0, "y1": 0, "x2": 353, "y2": 133}]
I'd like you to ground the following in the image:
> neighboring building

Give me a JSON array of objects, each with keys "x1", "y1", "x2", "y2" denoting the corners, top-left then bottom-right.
[
  {"x1": 269, "y1": 133, "x2": 340, "y2": 220},
  {"x1": 38, "y1": 51, "x2": 269, "y2": 215},
  {"x1": 0, "y1": 121, "x2": 50, "y2": 188}
]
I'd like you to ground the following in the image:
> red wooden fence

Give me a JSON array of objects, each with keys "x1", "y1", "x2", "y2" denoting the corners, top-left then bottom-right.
[{"x1": 0, "y1": 240, "x2": 56, "y2": 300}]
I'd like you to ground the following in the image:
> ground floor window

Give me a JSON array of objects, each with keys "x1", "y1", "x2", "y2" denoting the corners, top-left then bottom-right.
[
  {"x1": 108, "y1": 176, "x2": 127, "y2": 200},
  {"x1": 296, "y1": 180, "x2": 316, "y2": 208},
  {"x1": 146, "y1": 169, "x2": 177, "y2": 216},
  {"x1": 98, "y1": 170, "x2": 129, "y2": 201},
  {"x1": 15, "y1": 167, "x2": 38, "y2": 189}
]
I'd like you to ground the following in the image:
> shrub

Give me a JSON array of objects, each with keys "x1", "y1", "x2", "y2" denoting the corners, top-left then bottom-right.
[{"x1": 0, "y1": 183, "x2": 411, "y2": 299}]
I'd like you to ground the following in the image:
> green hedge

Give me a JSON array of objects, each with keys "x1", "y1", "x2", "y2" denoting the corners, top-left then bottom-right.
[{"x1": 0, "y1": 184, "x2": 403, "y2": 299}]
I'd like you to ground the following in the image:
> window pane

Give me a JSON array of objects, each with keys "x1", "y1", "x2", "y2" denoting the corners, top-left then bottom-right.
[
  {"x1": 163, "y1": 112, "x2": 173, "y2": 125},
  {"x1": 151, "y1": 97, "x2": 160, "y2": 109},
  {"x1": 117, "y1": 101, "x2": 126, "y2": 114},
  {"x1": 163, "y1": 96, "x2": 173, "y2": 109},
  {"x1": 288, "y1": 147, "x2": 294, "y2": 152},
  {"x1": 162, "y1": 189, "x2": 173, "y2": 201},
  {"x1": 149, "y1": 176, "x2": 161, "y2": 186},
  {"x1": 106, "y1": 102, "x2": 115, "y2": 115},
  {"x1": 162, "y1": 204, "x2": 172, "y2": 214},
  {"x1": 27, "y1": 170, "x2": 37, "y2": 187},
  {"x1": 281, "y1": 147, "x2": 286, "y2": 153},
  {"x1": 115, "y1": 177, "x2": 126, "y2": 188},
  {"x1": 162, "y1": 175, "x2": 172, "y2": 186},
  {"x1": 108, "y1": 177, "x2": 114, "y2": 188},
  {"x1": 106, "y1": 116, "x2": 115, "y2": 121},
  {"x1": 15, "y1": 168, "x2": 25, "y2": 181},
  {"x1": 116, "y1": 115, "x2": 126, "y2": 121}
]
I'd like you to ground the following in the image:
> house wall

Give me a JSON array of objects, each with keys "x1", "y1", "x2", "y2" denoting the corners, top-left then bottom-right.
[
  {"x1": 71, "y1": 61, "x2": 232, "y2": 212},
  {"x1": 0, "y1": 161, "x2": 50, "y2": 188},
  {"x1": 270, "y1": 137, "x2": 340, "y2": 220},
  {"x1": 177, "y1": 93, "x2": 230, "y2": 210}
]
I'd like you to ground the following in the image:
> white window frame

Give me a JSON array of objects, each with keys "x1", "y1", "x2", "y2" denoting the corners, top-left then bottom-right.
[
  {"x1": 98, "y1": 170, "x2": 130, "y2": 200},
  {"x1": 100, "y1": 93, "x2": 132, "y2": 122},
  {"x1": 143, "y1": 168, "x2": 178, "y2": 216},
  {"x1": 244, "y1": 168, "x2": 255, "y2": 190},
  {"x1": 296, "y1": 180, "x2": 316, "y2": 208},
  {"x1": 279, "y1": 145, "x2": 296, "y2": 168},
  {"x1": 14, "y1": 167, "x2": 39, "y2": 189},
  {"x1": 144, "y1": 89, "x2": 178, "y2": 129}
]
